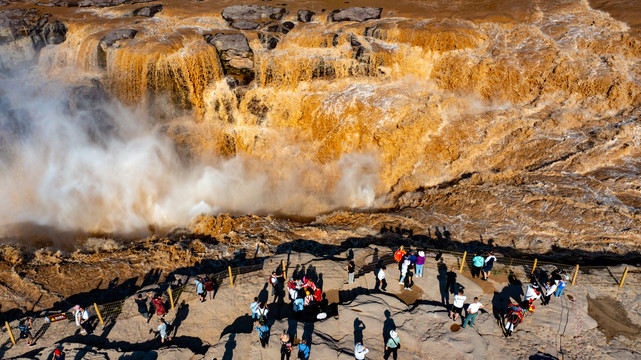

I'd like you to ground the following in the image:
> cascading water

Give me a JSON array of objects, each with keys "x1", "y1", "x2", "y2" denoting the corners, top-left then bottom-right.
[{"x1": 0, "y1": 0, "x2": 639, "y2": 253}]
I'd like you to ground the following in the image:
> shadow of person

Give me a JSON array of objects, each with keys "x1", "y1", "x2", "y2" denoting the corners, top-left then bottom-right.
[
  {"x1": 382, "y1": 310, "x2": 396, "y2": 343},
  {"x1": 222, "y1": 333, "x2": 236, "y2": 360},
  {"x1": 491, "y1": 284, "x2": 524, "y2": 324},
  {"x1": 171, "y1": 302, "x2": 189, "y2": 338},
  {"x1": 302, "y1": 322, "x2": 314, "y2": 345},
  {"x1": 353, "y1": 318, "x2": 365, "y2": 344},
  {"x1": 348, "y1": 249, "x2": 354, "y2": 260},
  {"x1": 437, "y1": 261, "x2": 449, "y2": 305},
  {"x1": 258, "y1": 283, "x2": 269, "y2": 305}
]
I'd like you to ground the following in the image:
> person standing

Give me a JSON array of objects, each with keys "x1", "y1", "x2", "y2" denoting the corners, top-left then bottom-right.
[
  {"x1": 73, "y1": 305, "x2": 90, "y2": 335},
  {"x1": 446, "y1": 267, "x2": 457, "y2": 294},
  {"x1": 256, "y1": 321, "x2": 270, "y2": 348},
  {"x1": 270, "y1": 271, "x2": 284, "y2": 300},
  {"x1": 52, "y1": 348, "x2": 65, "y2": 360},
  {"x1": 449, "y1": 289, "x2": 466, "y2": 321},
  {"x1": 250, "y1": 297, "x2": 260, "y2": 320},
  {"x1": 354, "y1": 342, "x2": 369, "y2": 359},
  {"x1": 384, "y1": 330, "x2": 400, "y2": 360},
  {"x1": 347, "y1": 260, "x2": 356, "y2": 284},
  {"x1": 256, "y1": 303, "x2": 269, "y2": 325},
  {"x1": 157, "y1": 318, "x2": 172, "y2": 343},
  {"x1": 376, "y1": 266, "x2": 387, "y2": 291},
  {"x1": 204, "y1": 276, "x2": 216, "y2": 300},
  {"x1": 483, "y1": 251, "x2": 497, "y2": 281},
  {"x1": 471, "y1": 253, "x2": 484, "y2": 279},
  {"x1": 461, "y1": 297, "x2": 484, "y2": 328},
  {"x1": 403, "y1": 267, "x2": 414, "y2": 291},
  {"x1": 135, "y1": 293, "x2": 151, "y2": 323},
  {"x1": 415, "y1": 251, "x2": 426, "y2": 277},
  {"x1": 298, "y1": 339, "x2": 311, "y2": 360},
  {"x1": 152, "y1": 295, "x2": 167, "y2": 318},
  {"x1": 555, "y1": 275, "x2": 568, "y2": 297},
  {"x1": 399, "y1": 257, "x2": 411, "y2": 284},
  {"x1": 195, "y1": 277, "x2": 206, "y2": 302},
  {"x1": 280, "y1": 332, "x2": 292, "y2": 360}
]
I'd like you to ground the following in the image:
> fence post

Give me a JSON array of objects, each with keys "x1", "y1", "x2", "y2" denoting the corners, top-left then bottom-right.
[
  {"x1": 619, "y1": 266, "x2": 629, "y2": 288},
  {"x1": 94, "y1": 303, "x2": 104, "y2": 325},
  {"x1": 168, "y1": 287, "x2": 175, "y2": 310},
  {"x1": 5, "y1": 321, "x2": 15, "y2": 345},
  {"x1": 459, "y1": 251, "x2": 467, "y2": 273},
  {"x1": 571, "y1": 264, "x2": 579, "y2": 286},
  {"x1": 282, "y1": 259, "x2": 287, "y2": 279},
  {"x1": 530, "y1": 258, "x2": 538, "y2": 275},
  {"x1": 228, "y1": 266, "x2": 234, "y2": 287}
]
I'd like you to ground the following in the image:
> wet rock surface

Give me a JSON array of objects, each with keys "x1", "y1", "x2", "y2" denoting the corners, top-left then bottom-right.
[
  {"x1": 205, "y1": 32, "x2": 254, "y2": 83},
  {"x1": 329, "y1": 7, "x2": 383, "y2": 22},
  {"x1": 297, "y1": 9, "x2": 315, "y2": 23},
  {"x1": 132, "y1": 3, "x2": 162, "y2": 17}
]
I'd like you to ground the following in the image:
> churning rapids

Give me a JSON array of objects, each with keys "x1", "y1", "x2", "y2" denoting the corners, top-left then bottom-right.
[{"x1": 0, "y1": 0, "x2": 640, "y2": 256}]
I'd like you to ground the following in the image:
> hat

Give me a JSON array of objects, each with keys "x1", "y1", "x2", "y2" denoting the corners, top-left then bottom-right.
[
  {"x1": 54, "y1": 349, "x2": 61, "y2": 355},
  {"x1": 73, "y1": 305, "x2": 80, "y2": 310},
  {"x1": 355, "y1": 343, "x2": 364, "y2": 352},
  {"x1": 418, "y1": 251, "x2": 425, "y2": 257},
  {"x1": 389, "y1": 330, "x2": 397, "y2": 338}
]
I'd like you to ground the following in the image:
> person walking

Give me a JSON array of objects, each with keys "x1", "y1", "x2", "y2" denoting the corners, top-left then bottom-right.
[
  {"x1": 298, "y1": 339, "x2": 311, "y2": 360},
  {"x1": 18, "y1": 318, "x2": 34, "y2": 347},
  {"x1": 461, "y1": 297, "x2": 484, "y2": 328},
  {"x1": 415, "y1": 251, "x2": 426, "y2": 277},
  {"x1": 280, "y1": 332, "x2": 292, "y2": 360},
  {"x1": 157, "y1": 318, "x2": 172, "y2": 343},
  {"x1": 384, "y1": 330, "x2": 400, "y2": 360},
  {"x1": 354, "y1": 342, "x2": 369, "y2": 359},
  {"x1": 376, "y1": 266, "x2": 387, "y2": 291},
  {"x1": 482, "y1": 251, "x2": 497, "y2": 280},
  {"x1": 135, "y1": 293, "x2": 151, "y2": 323},
  {"x1": 250, "y1": 297, "x2": 260, "y2": 320},
  {"x1": 446, "y1": 267, "x2": 457, "y2": 294},
  {"x1": 347, "y1": 260, "x2": 356, "y2": 284},
  {"x1": 449, "y1": 289, "x2": 466, "y2": 321},
  {"x1": 471, "y1": 253, "x2": 484, "y2": 279},
  {"x1": 195, "y1": 277, "x2": 206, "y2": 302},
  {"x1": 256, "y1": 321, "x2": 270, "y2": 348},
  {"x1": 73, "y1": 305, "x2": 90, "y2": 335}
]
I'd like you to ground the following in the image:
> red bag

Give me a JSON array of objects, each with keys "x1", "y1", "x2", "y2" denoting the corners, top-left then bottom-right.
[
  {"x1": 394, "y1": 250, "x2": 406, "y2": 262},
  {"x1": 313, "y1": 288, "x2": 322, "y2": 302}
]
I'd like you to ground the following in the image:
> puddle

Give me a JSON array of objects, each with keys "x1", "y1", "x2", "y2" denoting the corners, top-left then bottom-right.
[{"x1": 587, "y1": 296, "x2": 641, "y2": 340}]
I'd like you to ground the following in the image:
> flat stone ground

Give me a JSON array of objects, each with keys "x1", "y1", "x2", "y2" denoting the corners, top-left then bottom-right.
[{"x1": 3, "y1": 246, "x2": 641, "y2": 359}]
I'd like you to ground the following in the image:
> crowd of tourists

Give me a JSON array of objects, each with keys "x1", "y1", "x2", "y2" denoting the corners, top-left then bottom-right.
[{"x1": 14, "y1": 246, "x2": 573, "y2": 359}]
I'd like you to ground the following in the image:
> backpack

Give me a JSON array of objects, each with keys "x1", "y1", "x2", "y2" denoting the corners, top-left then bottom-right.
[
  {"x1": 394, "y1": 250, "x2": 405, "y2": 262},
  {"x1": 293, "y1": 298, "x2": 304, "y2": 312},
  {"x1": 298, "y1": 345, "x2": 310, "y2": 359},
  {"x1": 313, "y1": 288, "x2": 322, "y2": 302},
  {"x1": 258, "y1": 309, "x2": 266, "y2": 325}
]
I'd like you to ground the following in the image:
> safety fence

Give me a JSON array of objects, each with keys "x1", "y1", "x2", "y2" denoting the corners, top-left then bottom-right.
[{"x1": 2, "y1": 246, "x2": 638, "y2": 350}]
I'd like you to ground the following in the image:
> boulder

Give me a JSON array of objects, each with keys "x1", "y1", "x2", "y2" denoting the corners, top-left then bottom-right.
[
  {"x1": 0, "y1": 1, "x2": 8, "y2": 6},
  {"x1": 258, "y1": 20, "x2": 294, "y2": 34},
  {"x1": 221, "y1": 5, "x2": 286, "y2": 22},
  {"x1": 329, "y1": 7, "x2": 382, "y2": 22},
  {"x1": 97, "y1": 29, "x2": 137, "y2": 67},
  {"x1": 297, "y1": 9, "x2": 315, "y2": 23},
  {"x1": 132, "y1": 4, "x2": 163, "y2": 17},
  {"x1": 205, "y1": 32, "x2": 254, "y2": 84},
  {"x1": 230, "y1": 20, "x2": 260, "y2": 30}
]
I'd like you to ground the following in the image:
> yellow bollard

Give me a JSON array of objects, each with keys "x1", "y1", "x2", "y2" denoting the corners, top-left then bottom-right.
[
  {"x1": 531, "y1": 259, "x2": 538, "y2": 275},
  {"x1": 571, "y1": 264, "x2": 579, "y2": 286},
  {"x1": 282, "y1": 259, "x2": 287, "y2": 279},
  {"x1": 94, "y1": 303, "x2": 104, "y2": 324},
  {"x1": 168, "y1": 287, "x2": 175, "y2": 310},
  {"x1": 459, "y1": 251, "x2": 467, "y2": 273},
  {"x1": 619, "y1": 266, "x2": 629, "y2": 288},
  {"x1": 228, "y1": 266, "x2": 234, "y2": 287},
  {"x1": 5, "y1": 321, "x2": 15, "y2": 345}
]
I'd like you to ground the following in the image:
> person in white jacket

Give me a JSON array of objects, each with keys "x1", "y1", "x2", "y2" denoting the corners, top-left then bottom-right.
[{"x1": 355, "y1": 342, "x2": 369, "y2": 359}]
